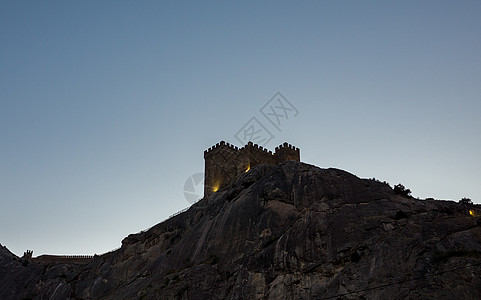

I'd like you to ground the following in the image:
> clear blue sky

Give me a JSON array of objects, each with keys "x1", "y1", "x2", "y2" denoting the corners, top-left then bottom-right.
[{"x1": 1, "y1": 1, "x2": 480, "y2": 256}]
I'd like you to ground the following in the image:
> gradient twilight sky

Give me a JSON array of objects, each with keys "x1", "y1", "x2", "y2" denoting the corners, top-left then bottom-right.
[{"x1": 1, "y1": 1, "x2": 480, "y2": 256}]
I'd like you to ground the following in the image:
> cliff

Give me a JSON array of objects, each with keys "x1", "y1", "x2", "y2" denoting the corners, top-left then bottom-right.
[{"x1": 1, "y1": 161, "x2": 481, "y2": 299}]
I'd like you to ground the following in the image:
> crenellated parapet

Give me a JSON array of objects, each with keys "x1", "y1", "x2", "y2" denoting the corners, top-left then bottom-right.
[
  {"x1": 274, "y1": 142, "x2": 300, "y2": 162},
  {"x1": 34, "y1": 254, "x2": 95, "y2": 263},
  {"x1": 241, "y1": 141, "x2": 274, "y2": 155},
  {"x1": 274, "y1": 142, "x2": 299, "y2": 152},
  {"x1": 204, "y1": 141, "x2": 239, "y2": 158},
  {"x1": 204, "y1": 141, "x2": 300, "y2": 197}
]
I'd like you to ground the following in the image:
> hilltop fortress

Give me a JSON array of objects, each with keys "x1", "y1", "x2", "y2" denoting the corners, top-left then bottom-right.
[
  {"x1": 20, "y1": 141, "x2": 300, "y2": 263},
  {"x1": 204, "y1": 141, "x2": 300, "y2": 196}
]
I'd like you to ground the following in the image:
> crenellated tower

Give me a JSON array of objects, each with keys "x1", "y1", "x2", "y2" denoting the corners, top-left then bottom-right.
[
  {"x1": 204, "y1": 141, "x2": 300, "y2": 197},
  {"x1": 274, "y1": 142, "x2": 300, "y2": 162},
  {"x1": 204, "y1": 141, "x2": 239, "y2": 197}
]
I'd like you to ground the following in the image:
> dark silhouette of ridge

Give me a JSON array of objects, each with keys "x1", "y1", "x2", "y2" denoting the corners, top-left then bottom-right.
[{"x1": 1, "y1": 161, "x2": 480, "y2": 299}]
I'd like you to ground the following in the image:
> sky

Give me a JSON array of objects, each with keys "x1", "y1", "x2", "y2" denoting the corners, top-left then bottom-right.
[{"x1": 1, "y1": 1, "x2": 480, "y2": 257}]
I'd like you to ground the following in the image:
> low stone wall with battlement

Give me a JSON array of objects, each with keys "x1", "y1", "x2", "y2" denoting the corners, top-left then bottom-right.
[{"x1": 34, "y1": 254, "x2": 95, "y2": 264}]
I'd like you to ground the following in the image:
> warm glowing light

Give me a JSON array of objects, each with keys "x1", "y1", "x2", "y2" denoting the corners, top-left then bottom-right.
[
  {"x1": 212, "y1": 183, "x2": 220, "y2": 192},
  {"x1": 469, "y1": 209, "x2": 475, "y2": 216},
  {"x1": 245, "y1": 164, "x2": 250, "y2": 173}
]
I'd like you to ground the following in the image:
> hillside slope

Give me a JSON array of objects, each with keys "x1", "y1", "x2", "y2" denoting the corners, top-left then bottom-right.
[{"x1": 1, "y1": 161, "x2": 481, "y2": 299}]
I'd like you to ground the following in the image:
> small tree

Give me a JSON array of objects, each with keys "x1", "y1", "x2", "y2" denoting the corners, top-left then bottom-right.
[
  {"x1": 394, "y1": 183, "x2": 411, "y2": 197},
  {"x1": 459, "y1": 197, "x2": 473, "y2": 205}
]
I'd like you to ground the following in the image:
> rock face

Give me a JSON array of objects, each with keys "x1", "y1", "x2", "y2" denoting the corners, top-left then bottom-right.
[{"x1": 1, "y1": 161, "x2": 481, "y2": 299}]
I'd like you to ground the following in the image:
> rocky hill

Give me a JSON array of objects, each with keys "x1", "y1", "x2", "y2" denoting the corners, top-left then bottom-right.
[{"x1": 1, "y1": 161, "x2": 481, "y2": 299}]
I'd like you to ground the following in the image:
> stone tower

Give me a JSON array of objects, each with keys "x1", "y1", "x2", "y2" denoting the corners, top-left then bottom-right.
[{"x1": 204, "y1": 141, "x2": 300, "y2": 197}]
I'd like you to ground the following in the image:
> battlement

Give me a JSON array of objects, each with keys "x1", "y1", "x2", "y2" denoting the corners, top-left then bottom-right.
[
  {"x1": 274, "y1": 142, "x2": 300, "y2": 162},
  {"x1": 204, "y1": 141, "x2": 239, "y2": 158},
  {"x1": 204, "y1": 141, "x2": 300, "y2": 197},
  {"x1": 241, "y1": 141, "x2": 274, "y2": 155},
  {"x1": 275, "y1": 142, "x2": 299, "y2": 152},
  {"x1": 34, "y1": 254, "x2": 95, "y2": 264}
]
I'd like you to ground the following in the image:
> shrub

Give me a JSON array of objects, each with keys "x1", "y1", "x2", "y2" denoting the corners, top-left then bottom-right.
[
  {"x1": 394, "y1": 184, "x2": 411, "y2": 197},
  {"x1": 459, "y1": 197, "x2": 473, "y2": 205}
]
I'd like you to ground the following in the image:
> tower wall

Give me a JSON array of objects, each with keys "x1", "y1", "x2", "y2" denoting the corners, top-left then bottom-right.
[
  {"x1": 274, "y1": 142, "x2": 300, "y2": 163},
  {"x1": 204, "y1": 141, "x2": 239, "y2": 197}
]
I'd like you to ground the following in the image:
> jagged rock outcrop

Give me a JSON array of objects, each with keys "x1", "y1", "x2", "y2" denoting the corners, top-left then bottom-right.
[{"x1": 1, "y1": 161, "x2": 481, "y2": 299}]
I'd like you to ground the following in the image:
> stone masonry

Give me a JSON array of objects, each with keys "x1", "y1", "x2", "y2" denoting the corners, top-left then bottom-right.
[{"x1": 204, "y1": 141, "x2": 300, "y2": 197}]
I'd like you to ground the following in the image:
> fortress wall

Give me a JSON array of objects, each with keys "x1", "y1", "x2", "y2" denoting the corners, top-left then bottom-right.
[
  {"x1": 237, "y1": 142, "x2": 276, "y2": 172},
  {"x1": 34, "y1": 255, "x2": 94, "y2": 264},
  {"x1": 204, "y1": 141, "x2": 300, "y2": 197}
]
